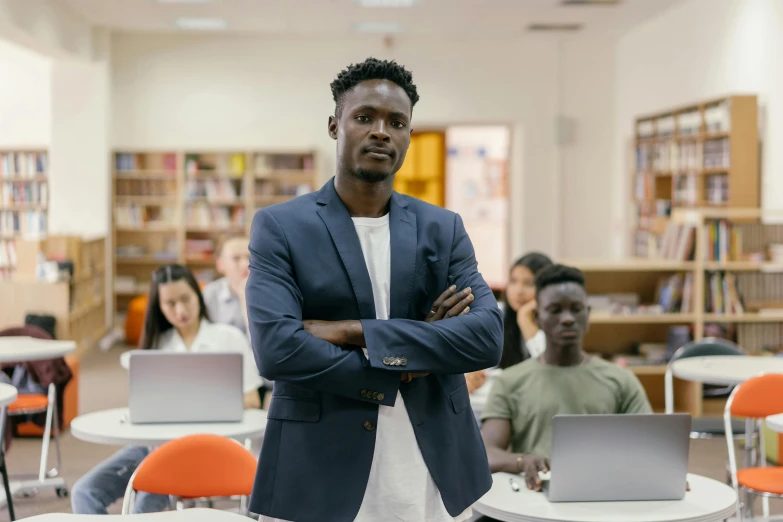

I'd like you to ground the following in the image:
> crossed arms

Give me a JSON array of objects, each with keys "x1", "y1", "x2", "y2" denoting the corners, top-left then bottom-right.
[{"x1": 245, "y1": 209, "x2": 503, "y2": 407}]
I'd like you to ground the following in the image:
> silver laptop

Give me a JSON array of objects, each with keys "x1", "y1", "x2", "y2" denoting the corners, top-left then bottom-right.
[
  {"x1": 128, "y1": 351, "x2": 244, "y2": 424},
  {"x1": 544, "y1": 413, "x2": 691, "y2": 502}
]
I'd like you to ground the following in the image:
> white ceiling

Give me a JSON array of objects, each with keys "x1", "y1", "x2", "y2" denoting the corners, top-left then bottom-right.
[{"x1": 60, "y1": 0, "x2": 685, "y2": 37}]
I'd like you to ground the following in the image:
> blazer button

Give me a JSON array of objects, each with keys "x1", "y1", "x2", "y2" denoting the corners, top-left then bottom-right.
[
  {"x1": 383, "y1": 357, "x2": 391, "y2": 365},
  {"x1": 377, "y1": 393, "x2": 385, "y2": 401},
  {"x1": 400, "y1": 357, "x2": 408, "y2": 366},
  {"x1": 361, "y1": 390, "x2": 368, "y2": 398},
  {"x1": 371, "y1": 392, "x2": 379, "y2": 400},
  {"x1": 364, "y1": 420, "x2": 375, "y2": 431}
]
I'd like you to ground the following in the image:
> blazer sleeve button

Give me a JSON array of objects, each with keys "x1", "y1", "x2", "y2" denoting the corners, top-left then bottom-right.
[{"x1": 364, "y1": 420, "x2": 375, "y2": 431}]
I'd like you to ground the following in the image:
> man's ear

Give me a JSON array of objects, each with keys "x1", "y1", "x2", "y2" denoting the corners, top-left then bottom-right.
[{"x1": 328, "y1": 115, "x2": 338, "y2": 140}]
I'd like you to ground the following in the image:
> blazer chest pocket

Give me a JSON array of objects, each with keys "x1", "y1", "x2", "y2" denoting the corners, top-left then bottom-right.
[
  {"x1": 412, "y1": 258, "x2": 445, "y2": 280},
  {"x1": 267, "y1": 397, "x2": 321, "y2": 423}
]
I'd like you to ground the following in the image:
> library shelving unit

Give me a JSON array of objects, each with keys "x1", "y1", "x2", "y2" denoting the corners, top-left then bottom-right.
[
  {"x1": 633, "y1": 95, "x2": 758, "y2": 258},
  {"x1": 0, "y1": 235, "x2": 107, "y2": 356},
  {"x1": 112, "y1": 150, "x2": 317, "y2": 324},
  {"x1": 0, "y1": 149, "x2": 49, "y2": 279},
  {"x1": 565, "y1": 208, "x2": 783, "y2": 416}
]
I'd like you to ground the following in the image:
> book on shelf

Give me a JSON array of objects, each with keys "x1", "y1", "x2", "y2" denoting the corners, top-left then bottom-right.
[
  {"x1": 673, "y1": 175, "x2": 698, "y2": 206},
  {"x1": 254, "y1": 154, "x2": 314, "y2": 174},
  {"x1": 116, "y1": 152, "x2": 177, "y2": 172},
  {"x1": 678, "y1": 141, "x2": 701, "y2": 172},
  {"x1": 635, "y1": 143, "x2": 651, "y2": 172},
  {"x1": 186, "y1": 178, "x2": 241, "y2": 202},
  {"x1": 703, "y1": 219, "x2": 742, "y2": 262},
  {"x1": 0, "y1": 210, "x2": 46, "y2": 237},
  {"x1": 705, "y1": 174, "x2": 729, "y2": 205},
  {"x1": 0, "y1": 152, "x2": 47, "y2": 177},
  {"x1": 657, "y1": 222, "x2": 696, "y2": 261},
  {"x1": 1, "y1": 180, "x2": 47, "y2": 206},
  {"x1": 678, "y1": 109, "x2": 702, "y2": 136},
  {"x1": 704, "y1": 100, "x2": 731, "y2": 133},
  {"x1": 185, "y1": 153, "x2": 246, "y2": 177},
  {"x1": 0, "y1": 239, "x2": 16, "y2": 279},
  {"x1": 705, "y1": 272, "x2": 744, "y2": 314},
  {"x1": 703, "y1": 138, "x2": 730, "y2": 169},
  {"x1": 184, "y1": 239, "x2": 215, "y2": 261},
  {"x1": 115, "y1": 205, "x2": 177, "y2": 229},
  {"x1": 185, "y1": 204, "x2": 245, "y2": 229},
  {"x1": 656, "y1": 272, "x2": 694, "y2": 313},
  {"x1": 653, "y1": 141, "x2": 677, "y2": 172}
]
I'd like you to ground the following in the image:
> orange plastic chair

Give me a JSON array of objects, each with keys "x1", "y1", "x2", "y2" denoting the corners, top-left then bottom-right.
[
  {"x1": 121, "y1": 434, "x2": 258, "y2": 515},
  {"x1": 725, "y1": 373, "x2": 783, "y2": 521},
  {"x1": 125, "y1": 295, "x2": 148, "y2": 347}
]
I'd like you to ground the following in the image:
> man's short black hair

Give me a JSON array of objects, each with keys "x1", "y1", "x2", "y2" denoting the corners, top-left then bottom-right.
[
  {"x1": 330, "y1": 57, "x2": 420, "y2": 117},
  {"x1": 535, "y1": 264, "x2": 586, "y2": 296}
]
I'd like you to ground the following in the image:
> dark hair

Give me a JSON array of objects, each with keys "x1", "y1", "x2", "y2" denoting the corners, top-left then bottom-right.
[
  {"x1": 139, "y1": 264, "x2": 210, "y2": 350},
  {"x1": 535, "y1": 264, "x2": 586, "y2": 296},
  {"x1": 330, "y1": 57, "x2": 420, "y2": 117},
  {"x1": 499, "y1": 252, "x2": 553, "y2": 369}
]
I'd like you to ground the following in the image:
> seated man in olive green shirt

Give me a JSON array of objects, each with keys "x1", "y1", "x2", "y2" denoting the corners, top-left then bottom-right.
[{"x1": 480, "y1": 264, "x2": 652, "y2": 492}]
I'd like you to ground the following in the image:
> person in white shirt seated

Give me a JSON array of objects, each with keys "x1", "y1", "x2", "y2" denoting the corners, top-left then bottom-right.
[
  {"x1": 465, "y1": 252, "x2": 553, "y2": 393},
  {"x1": 71, "y1": 264, "x2": 264, "y2": 515}
]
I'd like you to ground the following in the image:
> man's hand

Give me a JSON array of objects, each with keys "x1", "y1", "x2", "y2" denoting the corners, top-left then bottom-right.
[
  {"x1": 425, "y1": 285, "x2": 474, "y2": 323},
  {"x1": 303, "y1": 320, "x2": 356, "y2": 347},
  {"x1": 518, "y1": 455, "x2": 549, "y2": 491}
]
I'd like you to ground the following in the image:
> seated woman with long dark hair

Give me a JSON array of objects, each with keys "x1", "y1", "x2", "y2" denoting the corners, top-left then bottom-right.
[{"x1": 71, "y1": 264, "x2": 264, "y2": 514}]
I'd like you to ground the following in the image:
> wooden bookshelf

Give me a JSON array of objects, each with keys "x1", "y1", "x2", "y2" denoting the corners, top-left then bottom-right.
[
  {"x1": 633, "y1": 95, "x2": 759, "y2": 258},
  {"x1": 0, "y1": 235, "x2": 108, "y2": 356},
  {"x1": 112, "y1": 150, "x2": 317, "y2": 325},
  {"x1": 0, "y1": 149, "x2": 49, "y2": 279},
  {"x1": 565, "y1": 208, "x2": 783, "y2": 415}
]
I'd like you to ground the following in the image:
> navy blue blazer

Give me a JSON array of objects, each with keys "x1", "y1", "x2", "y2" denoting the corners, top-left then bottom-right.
[{"x1": 246, "y1": 178, "x2": 503, "y2": 522}]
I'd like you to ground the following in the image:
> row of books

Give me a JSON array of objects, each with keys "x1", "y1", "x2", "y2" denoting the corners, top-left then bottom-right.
[
  {"x1": 637, "y1": 141, "x2": 728, "y2": 173},
  {"x1": 704, "y1": 101, "x2": 731, "y2": 133},
  {"x1": 258, "y1": 154, "x2": 314, "y2": 172},
  {"x1": 0, "y1": 152, "x2": 47, "y2": 177},
  {"x1": 184, "y1": 205, "x2": 245, "y2": 229},
  {"x1": 678, "y1": 109, "x2": 701, "y2": 135},
  {"x1": 116, "y1": 153, "x2": 177, "y2": 172},
  {"x1": 116, "y1": 241, "x2": 178, "y2": 261},
  {"x1": 705, "y1": 174, "x2": 729, "y2": 205},
  {"x1": 0, "y1": 210, "x2": 46, "y2": 237},
  {"x1": 185, "y1": 179, "x2": 242, "y2": 202},
  {"x1": 636, "y1": 104, "x2": 728, "y2": 139},
  {"x1": 703, "y1": 138, "x2": 730, "y2": 169},
  {"x1": 115, "y1": 206, "x2": 177, "y2": 229},
  {"x1": 658, "y1": 222, "x2": 696, "y2": 261},
  {"x1": 116, "y1": 179, "x2": 177, "y2": 197},
  {"x1": 1, "y1": 181, "x2": 48, "y2": 206},
  {"x1": 255, "y1": 180, "x2": 312, "y2": 197},
  {"x1": 706, "y1": 272, "x2": 744, "y2": 314},
  {"x1": 658, "y1": 273, "x2": 694, "y2": 313},
  {"x1": 185, "y1": 153, "x2": 246, "y2": 176},
  {"x1": 184, "y1": 239, "x2": 215, "y2": 261},
  {"x1": 673, "y1": 175, "x2": 698, "y2": 205},
  {"x1": 704, "y1": 219, "x2": 742, "y2": 262}
]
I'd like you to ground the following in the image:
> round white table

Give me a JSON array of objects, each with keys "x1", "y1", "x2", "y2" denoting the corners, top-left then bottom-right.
[
  {"x1": 474, "y1": 472, "x2": 737, "y2": 522},
  {"x1": 0, "y1": 337, "x2": 76, "y2": 363},
  {"x1": 119, "y1": 349, "x2": 141, "y2": 370},
  {"x1": 70, "y1": 408, "x2": 267, "y2": 446},
  {"x1": 764, "y1": 413, "x2": 783, "y2": 433},
  {"x1": 18, "y1": 507, "x2": 252, "y2": 521},
  {"x1": 670, "y1": 355, "x2": 783, "y2": 386},
  {"x1": 0, "y1": 383, "x2": 18, "y2": 409}
]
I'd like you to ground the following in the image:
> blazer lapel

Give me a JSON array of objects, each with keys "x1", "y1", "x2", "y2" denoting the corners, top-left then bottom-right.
[
  {"x1": 316, "y1": 179, "x2": 376, "y2": 320},
  {"x1": 389, "y1": 192, "x2": 417, "y2": 319}
]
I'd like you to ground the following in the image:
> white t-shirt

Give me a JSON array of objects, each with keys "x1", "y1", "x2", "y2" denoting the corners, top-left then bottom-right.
[
  {"x1": 526, "y1": 329, "x2": 546, "y2": 359},
  {"x1": 155, "y1": 319, "x2": 263, "y2": 394},
  {"x1": 262, "y1": 214, "x2": 470, "y2": 522}
]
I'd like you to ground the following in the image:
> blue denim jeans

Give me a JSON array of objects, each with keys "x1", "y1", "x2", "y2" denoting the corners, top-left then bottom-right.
[{"x1": 71, "y1": 445, "x2": 169, "y2": 514}]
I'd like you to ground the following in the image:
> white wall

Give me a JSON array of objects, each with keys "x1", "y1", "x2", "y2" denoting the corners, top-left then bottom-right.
[
  {"x1": 613, "y1": 0, "x2": 783, "y2": 257},
  {"x1": 0, "y1": 0, "x2": 93, "y2": 60},
  {"x1": 0, "y1": 38, "x2": 50, "y2": 148},
  {"x1": 111, "y1": 33, "x2": 563, "y2": 260}
]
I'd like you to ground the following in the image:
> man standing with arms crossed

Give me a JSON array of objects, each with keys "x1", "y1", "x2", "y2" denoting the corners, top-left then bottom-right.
[{"x1": 246, "y1": 58, "x2": 503, "y2": 522}]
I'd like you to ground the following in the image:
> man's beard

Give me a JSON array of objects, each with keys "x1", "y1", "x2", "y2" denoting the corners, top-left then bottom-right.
[{"x1": 355, "y1": 168, "x2": 392, "y2": 183}]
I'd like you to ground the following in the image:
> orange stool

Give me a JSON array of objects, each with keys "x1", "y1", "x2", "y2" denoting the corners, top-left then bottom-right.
[
  {"x1": 125, "y1": 295, "x2": 148, "y2": 347},
  {"x1": 725, "y1": 373, "x2": 783, "y2": 520},
  {"x1": 18, "y1": 354, "x2": 79, "y2": 435},
  {"x1": 122, "y1": 434, "x2": 257, "y2": 514}
]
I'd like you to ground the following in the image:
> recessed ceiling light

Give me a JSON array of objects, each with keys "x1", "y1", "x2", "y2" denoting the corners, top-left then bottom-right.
[
  {"x1": 158, "y1": 0, "x2": 213, "y2": 4},
  {"x1": 175, "y1": 17, "x2": 227, "y2": 30},
  {"x1": 355, "y1": 22, "x2": 404, "y2": 33},
  {"x1": 528, "y1": 23, "x2": 583, "y2": 32},
  {"x1": 357, "y1": 0, "x2": 418, "y2": 7}
]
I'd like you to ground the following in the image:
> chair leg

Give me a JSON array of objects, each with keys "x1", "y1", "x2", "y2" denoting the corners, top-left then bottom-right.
[
  {"x1": 52, "y1": 389, "x2": 62, "y2": 475},
  {"x1": 0, "y1": 406, "x2": 15, "y2": 521},
  {"x1": 38, "y1": 384, "x2": 55, "y2": 482}
]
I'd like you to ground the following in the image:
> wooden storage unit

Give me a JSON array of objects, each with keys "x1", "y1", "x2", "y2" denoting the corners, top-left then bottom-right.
[
  {"x1": 112, "y1": 150, "x2": 317, "y2": 324},
  {"x1": 394, "y1": 131, "x2": 446, "y2": 207},
  {"x1": 633, "y1": 96, "x2": 759, "y2": 258},
  {"x1": 0, "y1": 236, "x2": 107, "y2": 356},
  {"x1": 566, "y1": 208, "x2": 783, "y2": 416}
]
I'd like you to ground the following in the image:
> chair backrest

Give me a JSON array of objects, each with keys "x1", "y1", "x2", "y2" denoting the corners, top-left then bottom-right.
[
  {"x1": 0, "y1": 325, "x2": 53, "y2": 340},
  {"x1": 132, "y1": 434, "x2": 257, "y2": 498},
  {"x1": 728, "y1": 373, "x2": 783, "y2": 419},
  {"x1": 670, "y1": 337, "x2": 744, "y2": 362}
]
